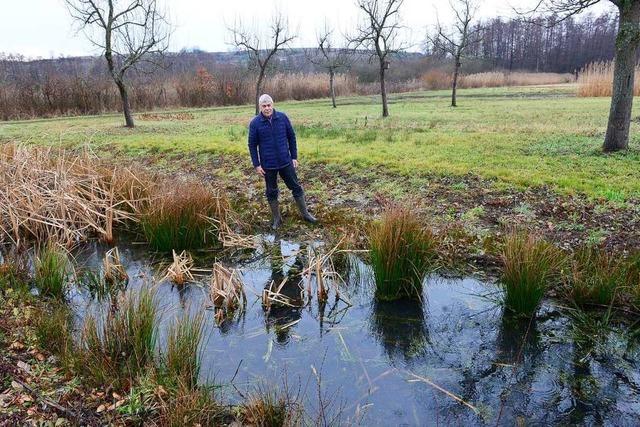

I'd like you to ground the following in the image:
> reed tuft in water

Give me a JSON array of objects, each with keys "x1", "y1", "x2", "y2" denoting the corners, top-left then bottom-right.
[
  {"x1": 163, "y1": 250, "x2": 195, "y2": 286},
  {"x1": 500, "y1": 230, "x2": 564, "y2": 316},
  {"x1": 369, "y1": 207, "x2": 438, "y2": 301},
  {"x1": 240, "y1": 384, "x2": 301, "y2": 427},
  {"x1": 141, "y1": 180, "x2": 229, "y2": 252},
  {"x1": 564, "y1": 246, "x2": 628, "y2": 307},
  {"x1": 34, "y1": 242, "x2": 70, "y2": 299}
]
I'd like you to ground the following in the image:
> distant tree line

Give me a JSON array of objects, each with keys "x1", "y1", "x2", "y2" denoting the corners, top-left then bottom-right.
[{"x1": 0, "y1": 11, "x2": 622, "y2": 121}]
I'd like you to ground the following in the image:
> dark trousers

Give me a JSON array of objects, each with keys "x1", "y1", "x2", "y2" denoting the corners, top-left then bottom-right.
[{"x1": 264, "y1": 163, "x2": 304, "y2": 201}]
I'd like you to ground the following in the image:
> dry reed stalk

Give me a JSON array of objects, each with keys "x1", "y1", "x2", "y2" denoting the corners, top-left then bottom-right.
[
  {"x1": 301, "y1": 241, "x2": 351, "y2": 306},
  {"x1": 103, "y1": 247, "x2": 128, "y2": 285},
  {"x1": 0, "y1": 143, "x2": 147, "y2": 247},
  {"x1": 459, "y1": 71, "x2": 574, "y2": 88},
  {"x1": 163, "y1": 250, "x2": 195, "y2": 286},
  {"x1": 577, "y1": 61, "x2": 640, "y2": 97},
  {"x1": 209, "y1": 262, "x2": 246, "y2": 322},
  {"x1": 262, "y1": 278, "x2": 299, "y2": 310}
]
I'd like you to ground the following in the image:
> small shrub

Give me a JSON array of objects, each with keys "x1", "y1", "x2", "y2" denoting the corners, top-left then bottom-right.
[
  {"x1": 500, "y1": 230, "x2": 564, "y2": 316},
  {"x1": 80, "y1": 287, "x2": 158, "y2": 389},
  {"x1": 163, "y1": 312, "x2": 205, "y2": 391},
  {"x1": 141, "y1": 181, "x2": 229, "y2": 252},
  {"x1": 369, "y1": 207, "x2": 438, "y2": 301},
  {"x1": 34, "y1": 243, "x2": 70, "y2": 299},
  {"x1": 564, "y1": 246, "x2": 628, "y2": 307}
]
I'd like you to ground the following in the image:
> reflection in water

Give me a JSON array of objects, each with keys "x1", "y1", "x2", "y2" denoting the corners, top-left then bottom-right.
[
  {"x1": 263, "y1": 240, "x2": 304, "y2": 345},
  {"x1": 495, "y1": 312, "x2": 540, "y2": 364},
  {"x1": 371, "y1": 299, "x2": 429, "y2": 363}
]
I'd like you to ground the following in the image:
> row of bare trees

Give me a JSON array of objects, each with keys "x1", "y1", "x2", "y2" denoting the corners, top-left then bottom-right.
[{"x1": 14, "y1": 0, "x2": 640, "y2": 152}]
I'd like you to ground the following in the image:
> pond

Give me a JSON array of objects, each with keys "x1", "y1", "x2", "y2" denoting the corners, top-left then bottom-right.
[{"x1": 68, "y1": 237, "x2": 640, "y2": 426}]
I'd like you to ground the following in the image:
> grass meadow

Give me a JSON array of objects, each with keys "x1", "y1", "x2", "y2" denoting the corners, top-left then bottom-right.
[{"x1": 1, "y1": 84, "x2": 640, "y2": 201}]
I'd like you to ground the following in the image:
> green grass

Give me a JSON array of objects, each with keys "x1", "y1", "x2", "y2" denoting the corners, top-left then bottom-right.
[
  {"x1": 2, "y1": 85, "x2": 640, "y2": 199},
  {"x1": 81, "y1": 287, "x2": 159, "y2": 389},
  {"x1": 369, "y1": 207, "x2": 438, "y2": 301},
  {"x1": 500, "y1": 230, "x2": 565, "y2": 317},
  {"x1": 34, "y1": 243, "x2": 70, "y2": 299},
  {"x1": 163, "y1": 312, "x2": 206, "y2": 391}
]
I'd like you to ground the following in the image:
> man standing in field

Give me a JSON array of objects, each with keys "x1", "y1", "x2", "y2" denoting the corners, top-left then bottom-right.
[{"x1": 248, "y1": 94, "x2": 317, "y2": 230}]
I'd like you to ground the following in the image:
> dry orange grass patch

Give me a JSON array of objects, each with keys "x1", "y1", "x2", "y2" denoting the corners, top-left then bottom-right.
[{"x1": 578, "y1": 61, "x2": 640, "y2": 97}]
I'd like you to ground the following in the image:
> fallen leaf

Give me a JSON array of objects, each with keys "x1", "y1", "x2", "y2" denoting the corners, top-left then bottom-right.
[
  {"x1": 9, "y1": 341, "x2": 25, "y2": 351},
  {"x1": 96, "y1": 404, "x2": 106, "y2": 413},
  {"x1": 35, "y1": 353, "x2": 46, "y2": 362},
  {"x1": 11, "y1": 381, "x2": 24, "y2": 391},
  {"x1": 17, "y1": 361, "x2": 31, "y2": 374}
]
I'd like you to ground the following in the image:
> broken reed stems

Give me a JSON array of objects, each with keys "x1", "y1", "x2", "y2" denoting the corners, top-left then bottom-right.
[
  {"x1": 301, "y1": 241, "x2": 352, "y2": 306},
  {"x1": 163, "y1": 250, "x2": 195, "y2": 286},
  {"x1": 103, "y1": 247, "x2": 128, "y2": 286},
  {"x1": 210, "y1": 262, "x2": 246, "y2": 323}
]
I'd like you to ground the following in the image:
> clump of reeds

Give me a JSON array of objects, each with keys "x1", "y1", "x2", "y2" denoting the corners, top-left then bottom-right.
[
  {"x1": 209, "y1": 263, "x2": 246, "y2": 323},
  {"x1": 80, "y1": 287, "x2": 158, "y2": 389},
  {"x1": 578, "y1": 61, "x2": 640, "y2": 97},
  {"x1": 141, "y1": 180, "x2": 229, "y2": 252},
  {"x1": 369, "y1": 207, "x2": 438, "y2": 301},
  {"x1": 163, "y1": 312, "x2": 205, "y2": 390},
  {"x1": 500, "y1": 230, "x2": 565, "y2": 316},
  {"x1": 240, "y1": 384, "x2": 301, "y2": 427},
  {"x1": 34, "y1": 242, "x2": 70, "y2": 299},
  {"x1": 158, "y1": 385, "x2": 222, "y2": 426},
  {"x1": 163, "y1": 250, "x2": 195, "y2": 286},
  {"x1": 35, "y1": 303, "x2": 76, "y2": 370},
  {"x1": 563, "y1": 246, "x2": 628, "y2": 307},
  {"x1": 0, "y1": 143, "x2": 144, "y2": 247}
]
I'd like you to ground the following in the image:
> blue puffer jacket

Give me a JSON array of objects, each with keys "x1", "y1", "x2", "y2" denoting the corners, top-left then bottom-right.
[{"x1": 248, "y1": 110, "x2": 297, "y2": 170}]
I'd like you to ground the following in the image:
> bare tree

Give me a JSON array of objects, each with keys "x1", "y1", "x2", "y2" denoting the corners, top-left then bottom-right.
[
  {"x1": 308, "y1": 23, "x2": 351, "y2": 108},
  {"x1": 430, "y1": 0, "x2": 482, "y2": 107},
  {"x1": 65, "y1": 0, "x2": 170, "y2": 128},
  {"x1": 229, "y1": 14, "x2": 296, "y2": 115},
  {"x1": 349, "y1": 0, "x2": 405, "y2": 117},
  {"x1": 527, "y1": 0, "x2": 640, "y2": 152}
]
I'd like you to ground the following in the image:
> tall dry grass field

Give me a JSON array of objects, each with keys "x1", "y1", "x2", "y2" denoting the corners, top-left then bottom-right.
[
  {"x1": 460, "y1": 72, "x2": 575, "y2": 88},
  {"x1": 578, "y1": 61, "x2": 640, "y2": 97}
]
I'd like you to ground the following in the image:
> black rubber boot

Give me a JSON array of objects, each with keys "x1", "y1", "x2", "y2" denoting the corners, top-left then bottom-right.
[
  {"x1": 268, "y1": 199, "x2": 283, "y2": 230},
  {"x1": 294, "y1": 196, "x2": 317, "y2": 224}
]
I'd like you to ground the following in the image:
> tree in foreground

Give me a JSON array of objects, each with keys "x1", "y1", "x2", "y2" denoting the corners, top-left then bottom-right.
[
  {"x1": 350, "y1": 0, "x2": 405, "y2": 117},
  {"x1": 429, "y1": 0, "x2": 482, "y2": 107},
  {"x1": 229, "y1": 13, "x2": 296, "y2": 115},
  {"x1": 308, "y1": 23, "x2": 351, "y2": 108},
  {"x1": 65, "y1": 0, "x2": 170, "y2": 128},
  {"x1": 529, "y1": 0, "x2": 640, "y2": 152}
]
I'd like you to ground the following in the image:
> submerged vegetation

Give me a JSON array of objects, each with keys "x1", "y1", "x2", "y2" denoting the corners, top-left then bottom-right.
[{"x1": 369, "y1": 206, "x2": 438, "y2": 301}]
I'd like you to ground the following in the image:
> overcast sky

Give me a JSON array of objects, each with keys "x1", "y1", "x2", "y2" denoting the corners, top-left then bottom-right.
[{"x1": 0, "y1": 0, "x2": 615, "y2": 58}]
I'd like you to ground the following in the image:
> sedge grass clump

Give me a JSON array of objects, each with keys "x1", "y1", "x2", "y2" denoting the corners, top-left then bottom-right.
[
  {"x1": 369, "y1": 207, "x2": 438, "y2": 301},
  {"x1": 564, "y1": 246, "x2": 628, "y2": 307},
  {"x1": 34, "y1": 243, "x2": 70, "y2": 299},
  {"x1": 80, "y1": 287, "x2": 158, "y2": 389},
  {"x1": 141, "y1": 180, "x2": 229, "y2": 252},
  {"x1": 500, "y1": 231, "x2": 565, "y2": 317},
  {"x1": 163, "y1": 312, "x2": 205, "y2": 391},
  {"x1": 240, "y1": 384, "x2": 301, "y2": 427},
  {"x1": 35, "y1": 303, "x2": 76, "y2": 370}
]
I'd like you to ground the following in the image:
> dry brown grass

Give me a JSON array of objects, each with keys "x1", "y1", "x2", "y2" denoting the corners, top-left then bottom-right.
[
  {"x1": 0, "y1": 143, "x2": 147, "y2": 247},
  {"x1": 459, "y1": 71, "x2": 575, "y2": 88},
  {"x1": 103, "y1": 247, "x2": 128, "y2": 286},
  {"x1": 577, "y1": 61, "x2": 640, "y2": 97},
  {"x1": 301, "y1": 241, "x2": 351, "y2": 306}
]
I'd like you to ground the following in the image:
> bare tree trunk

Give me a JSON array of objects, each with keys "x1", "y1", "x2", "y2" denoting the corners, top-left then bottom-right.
[
  {"x1": 255, "y1": 69, "x2": 266, "y2": 116},
  {"x1": 452, "y1": 58, "x2": 461, "y2": 107},
  {"x1": 116, "y1": 79, "x2": 134, "y2": 128},
  {"x1": 380, "y1": 65, "x2": 389, "y2": 117},
  {"x1": 329, "y1": 69, "x2": 337, "y2": 108},
  {"x1": 603, "y1": 4, "x2": 640, "y2": 152}
]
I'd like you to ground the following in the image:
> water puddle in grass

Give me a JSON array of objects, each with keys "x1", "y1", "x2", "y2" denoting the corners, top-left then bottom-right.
[{"x1": 65, "y1": 237, "x2": 640, "y2": 426}]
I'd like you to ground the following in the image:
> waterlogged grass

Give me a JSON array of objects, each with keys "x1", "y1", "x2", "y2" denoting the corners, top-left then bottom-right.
[
  {"x1": 2, "y1": 85, "x2": 640, "y2": 199},
  {"x1": 163, "y1": 312, "x2": 206, "y2": 390},
  {"x1": 500, "y1": 231, "x2": 565, "y2": 317},
  {"x1": 369, "y1": 207, "x2": 438, "y2": 301},
  {"x1": 34, "y1": 243, "x2": 70, "y2": 299}
]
